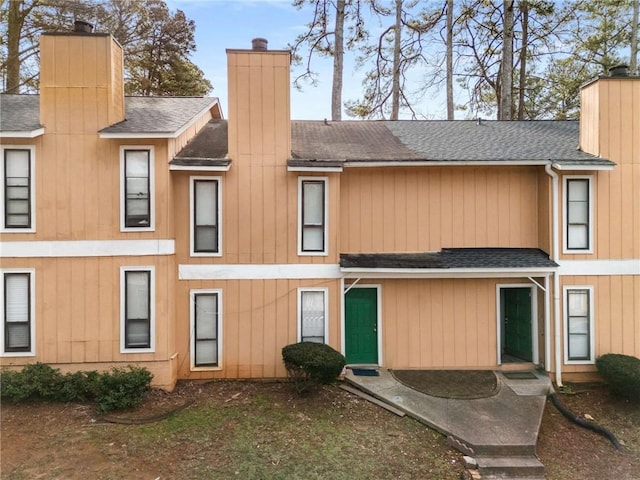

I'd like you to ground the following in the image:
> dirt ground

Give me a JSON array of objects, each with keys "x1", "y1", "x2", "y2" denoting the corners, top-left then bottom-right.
[{"x1": 1, "y1": 380, "x2": 639, "y2": 479}]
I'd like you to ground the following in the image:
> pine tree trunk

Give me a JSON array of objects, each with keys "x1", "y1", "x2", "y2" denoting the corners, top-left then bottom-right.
[
  {"x1": 331, "y1": 0, "x2": 345, "y2": 121},
  {"x1": 390, "y1": 0, "x2": 402, "y2": 120},
  {"x1": 446, "y1": 0, "x2": 454, "y2": 120},
  {"x1": 499, "y1": 0, "x2": 514, "y2": 120},
  {"x1": 517, "y1": 1, "x2": 528, "y2": 120},
  {"x1": 7, "y1": 0, "x2": 25, "y2": 93},
  {"x1": 631, "y1": 0, "x2": 639, "y2": 73}
]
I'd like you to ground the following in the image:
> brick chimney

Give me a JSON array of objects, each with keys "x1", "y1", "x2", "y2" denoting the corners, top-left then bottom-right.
[
  {"x1": 39, "y1": 21, "x2": 125, "y2": 133},
  {"x1": 226, "y1": 39, "x2": 291, "y2": 163}
]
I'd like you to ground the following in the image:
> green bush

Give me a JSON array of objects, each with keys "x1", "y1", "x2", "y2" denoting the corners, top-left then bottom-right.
[
  {"x1": 282, "y1": 342, "x2": 346, "y2": 395},
  {"x1": 0, "y1": 362, "x2": 153, "y2": 412},
  {"x1": 596, "y1": 353, "x2": 640, "y2": 401}
]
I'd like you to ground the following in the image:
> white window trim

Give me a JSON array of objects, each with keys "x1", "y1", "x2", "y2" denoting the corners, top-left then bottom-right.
[
  {"x1": 562, "y1": 175, "x2": 593, "y2": 254},
  {"x1": 563, "y1": 285, "x2": 595, "y2": 365},
  {"x1": 189, "y1": 176, "x2": 222, "y2": 257},
  {"x1": 1, "y1": 268, "x2": 36, "y2": 357},
  {"x1": 120, "y1": 146, "x2": 155, "y2": 232},
  {"x1": 189, "y1": 288, "x2": 223, "y2": 371},
  {"x1": 297, "y1": 287, "x2": 329, "y2": 343},
  {"x1": 1, "y1": 145, "x2": 36, "y2": 233},
  {"x1": 120, "y1": 266, "x2": 155, "y2": 353},
  {"x1": 297, "y1": 176, "x2": 329, "y2": 256}
]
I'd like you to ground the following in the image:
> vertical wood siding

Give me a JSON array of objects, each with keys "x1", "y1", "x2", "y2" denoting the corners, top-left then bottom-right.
[{"x1": 340, "y1": 166, "x2": 540, "y2": 253}]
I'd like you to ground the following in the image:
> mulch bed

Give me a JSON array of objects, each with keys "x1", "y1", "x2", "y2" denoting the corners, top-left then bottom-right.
[{"x1": 391, "y1": 370, "x2": 500, "y2": 399}]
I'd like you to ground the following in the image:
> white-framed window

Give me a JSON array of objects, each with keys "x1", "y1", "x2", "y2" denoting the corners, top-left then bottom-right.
[
  {"x1": 120, "y1": 266, "x2": 155, "y2": 353},
  {"x1": 190, "y1": 289, "x2": 222, "y2": 369},
  {"x1": 298, "y1": 177, "x2": 328, "y2": 255},
  {"x1": 2, "y1": 146, "x2": 35, "y2": 232},
  {"x1": 563, "y1": 176, "x2": 593, "y2": 253},
  {"x1": 564, "y1": 286, "x2": 595, "y2": 364},
  {"x1": 1, "y1": 269, "x2": 36, "y2": 357},
  {"x1": 120, "y1": 147, "x2": 154, "y2": 231},
  {"x1": 190, "y1": 176, "x2": 222, "y2": 256},
  {"x1": 297, "y1": 288, "x2": 328, "y2": 343}
]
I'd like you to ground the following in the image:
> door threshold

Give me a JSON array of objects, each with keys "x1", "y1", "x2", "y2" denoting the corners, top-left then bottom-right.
[
  {"x1": 498, "y1": 362, "x2": 536, "y2": 372},
  {"x1": 346, "y1": 364, "x2": 380, "y2": 370}
]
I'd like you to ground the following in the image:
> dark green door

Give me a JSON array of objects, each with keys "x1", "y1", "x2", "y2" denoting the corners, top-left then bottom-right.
[
  {"x1": 503, "y1": 288, "x2": 532, "y2": 361},
  {"x1": 345, "y1": 288, "x2": 378, "y2": 364}
]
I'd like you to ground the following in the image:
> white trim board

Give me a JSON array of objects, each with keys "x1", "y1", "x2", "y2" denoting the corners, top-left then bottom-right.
[
  {"x1": 179, "y1": 264, "x2": 342, "y2": 280},
  {"x1": 558, "y1": 259, "x2": 640, "y2": 276},
  {"x1": 1, "y1": 240, "x2": 175, "y2": 257}
]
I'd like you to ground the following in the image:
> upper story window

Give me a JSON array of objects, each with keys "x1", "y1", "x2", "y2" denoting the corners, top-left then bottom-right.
[
  {"x1": 121, "y1": 147, "x2": 154, "y2": 231},
  {"x1": 298, "y1": 177, "x2": 328, "y2": 255},
  {"x1": 298, "y1": 288, "x2": 328, "y2": 344},
  {"x1": 120, "y1": 267, "x2": 155, "y2": 353},
  {"x1": 190, "y1": 177, "x2": 221, "y2": 256},
  {"x1": 565, "y1": 286, "x2": 594, "y2": 364},
  {"x1": 564, "y1": 176, "x2": 592, "y2": 253},
  {"x1": 2, "y1": 147, "x2": 35, "y2": 232},
  {"x1": 2, "y1": 269, "x2": 35, "y2": 356}
]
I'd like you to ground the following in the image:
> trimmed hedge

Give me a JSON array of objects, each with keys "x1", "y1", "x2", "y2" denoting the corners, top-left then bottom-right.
[
  {"x1": 0, "y1": 363, "x2": 153, "y2": 412},
  {"x1": 282, "y1": 342, "x2": 346, "y2": 395},
  {"x1": 596, "y1": 353, "x2": 640, "y2": 401}
]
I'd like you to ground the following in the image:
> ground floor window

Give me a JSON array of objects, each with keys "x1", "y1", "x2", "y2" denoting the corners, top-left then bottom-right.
[
  {"x1": 298, "y1": 288, "x2": 327, "y2": 343},
  {"x1": 121, "y1": 267, "x2": 154, "y2": 352},
  {"x1": 2, "y1": 270, "x2": 34, "y2": 355},
  {"x1": 565, "y1": 286, "x2": 594, "y2": 363},
  {"x1": 191, "y1": 290, "x2": 221, "y2": 368}
]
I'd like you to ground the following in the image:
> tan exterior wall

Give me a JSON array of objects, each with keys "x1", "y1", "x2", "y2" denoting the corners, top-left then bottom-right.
[{"x1": 340, "y1": 166, "x2": 541, "y2": 253}]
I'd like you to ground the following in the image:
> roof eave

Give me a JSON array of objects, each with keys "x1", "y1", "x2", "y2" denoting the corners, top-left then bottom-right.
[
  {"x1": 0, "y1": 127, "x2": 45, "y2": 138},
  {"x1": 551, "y1": 161, "x2": 615, "y2": 171},
  {"x1": 340, "y1": 266, "x2": 557, "y2": 279}
]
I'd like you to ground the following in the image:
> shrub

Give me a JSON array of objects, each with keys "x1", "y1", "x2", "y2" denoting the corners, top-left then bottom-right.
[
  {"x1": 0, "y1": 363, "x2": 153, "y2": 412},
  {"x1": 282, "y1": 342, "x2": 346, "y2": 395},
  {"x1": 596, "y1": 353, "x2": 640, "y2": 401},
  {"x1": 95, "y1": 366, "x2": 153, "y2": 413}
]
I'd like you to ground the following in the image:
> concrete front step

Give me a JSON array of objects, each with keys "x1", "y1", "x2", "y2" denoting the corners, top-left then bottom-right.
[
  {"x1": 476, "y1": 455, "x2": 544, "y2": 479},
  {"x1": 473, "y1": 443, "x2": 537, "y2": 457}
]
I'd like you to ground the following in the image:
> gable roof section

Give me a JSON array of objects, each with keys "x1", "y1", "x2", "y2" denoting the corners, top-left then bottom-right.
[
  {"x1": 290, "y1": 120, "x2": 614, "y2": 169},
  {"x1": 340, "y1": 248, "x2": 558, "y2": 278},
  {"x1": 0, "y1": 94, "x2": 44, "y2": 137},
  {"x1": 170, "y1": 119, "x2": 231, "y2": 171},
  {"x1": 99, "y1": 96, "x2": 220, "y2": 138}
]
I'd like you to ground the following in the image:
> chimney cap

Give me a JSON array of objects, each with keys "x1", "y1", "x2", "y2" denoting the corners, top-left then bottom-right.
[
  {"x1": 252, "y1": 38, "x2": 268, "y2": 51},
  {"x1": 609, "y1": 64, "x2": 629, "y2": 77},
  {"x1": 74, "y1": 20, "x2": 94, "y2": 33}
]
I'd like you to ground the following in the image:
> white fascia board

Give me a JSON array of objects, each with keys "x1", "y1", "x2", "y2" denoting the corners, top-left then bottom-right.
[
  {"x1": 2, "y1": 239, "x2": 175, "y2": 258},
  {"x1": 179, "y1": 263, "x2": 342, "y2": 280},
  {"x1": 170, "y1": 164, "x2": 231, "y2": 172},
  {"x1": 0, "y1": 128, "x2": 45, "y2": 138},
  {"x1": 552, "y1": 162, "x2": 615, "y2": 171},
  {"x1": 340, "y1": 267, "x2": 555, "y2": 279},
  {"x1": 558, "y1": 259, "x2": 640, "y2": 276},
  {"x1": 287, "y1": 166, "x2": 344, "y2": 173},
  {"x1": 344, "y1": 160, "x2": 549, "y2": 168}
]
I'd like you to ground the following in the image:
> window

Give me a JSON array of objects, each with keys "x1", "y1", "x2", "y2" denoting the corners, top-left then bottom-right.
[
  {"x1": 298, "y1": 178, "x2": 327, "y2": 255},
  {"x1": 2, "y1": 147, "x2": 35, "y2": 231},
  {"x1": 564, "y1": 177, "x2": 592, "y2": 252},
  {"x1": 190, "y1": 290, "x2": 222, "y2": 369},
  {"x1": 2, "y1": 270, "x2": 35, "y2": 356},
  {"x1": 121, "y1": 267, "x2": 154, "y2": 352},
  {"x1": 121, "y1": 148, "x2": 154, "y2": 231},
  {"x1": 190, "y1": 177, "x2": 221, "y2": 255},
  {"x1": 298, "y1": 288, "x2": 327, "y2": 343},
  {"x1": 565, "y1": 286, "x2": 594, "y2": 363}
]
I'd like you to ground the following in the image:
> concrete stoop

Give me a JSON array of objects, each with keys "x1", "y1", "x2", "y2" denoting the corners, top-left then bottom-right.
[{"x1": 475, "y1": 455, "x2": 545, "y2": 479}]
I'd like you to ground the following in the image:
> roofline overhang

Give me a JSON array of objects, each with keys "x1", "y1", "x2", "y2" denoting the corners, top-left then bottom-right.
[
  {"x1": 551, "y1": 162, "x2": 615, "y2": 171},
  {"x1": 169, "y1": 163, "x2": 231, "y2": 172},
  {"x1": 343, "y1": 159, "x2": 606, "y2": 168},
  {"x1": 340, "y1": 267, "x2": 556, "y2": 279},
  {"x1": 98, "y1": 98, "x2": 221, "y2": 139},
  {"x1": 0, "y1": 128, "x2": 45, "y2": 138},
  {"x1": 287, "y1": 166, "x2": 344, "y2": 172}
]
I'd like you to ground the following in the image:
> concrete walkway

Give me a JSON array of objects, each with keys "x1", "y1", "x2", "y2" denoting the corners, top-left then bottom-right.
[{"x1": 344, "y1": 369, "x2": 552, "y2": 479}]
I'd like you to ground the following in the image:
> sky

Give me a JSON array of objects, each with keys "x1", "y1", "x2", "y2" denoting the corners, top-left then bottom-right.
[{"x1": 165, "y1": 0, "x2": 448, "y2": 120}]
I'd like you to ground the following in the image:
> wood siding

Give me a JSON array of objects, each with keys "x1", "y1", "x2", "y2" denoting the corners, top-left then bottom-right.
[{"x1": 340, "y1": 166, "x2": 541, "y2": 253}]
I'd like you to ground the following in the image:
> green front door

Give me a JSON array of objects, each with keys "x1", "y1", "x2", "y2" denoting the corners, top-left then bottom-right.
[
  {"x1": 503, "y1": 287, "x2": 533, "y2": 361},
  {"x1": 345, "y1": 288, "x2": 378, "y2": 364}
]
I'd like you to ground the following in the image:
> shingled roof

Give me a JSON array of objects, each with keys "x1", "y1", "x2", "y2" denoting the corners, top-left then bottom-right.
[
  {"x1": 100, "y1": 96, "x2": 219, "y2": 137},
  {"x1": 340, "y1": 248, "x2": 558, "y2": 271},
  {"x1": 0, "y1": 94, "x2": 42, "y2": 135}
]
